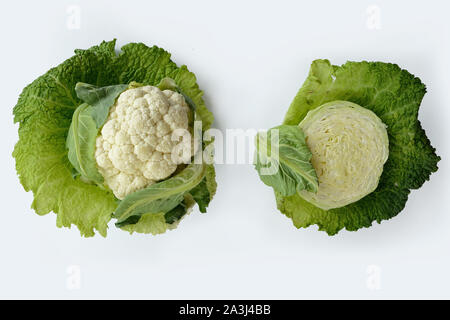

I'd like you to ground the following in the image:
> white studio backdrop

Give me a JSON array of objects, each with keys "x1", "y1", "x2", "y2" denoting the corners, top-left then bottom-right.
[{"x1": 0, "y1": 0, "x2": 449, "y2": 299}]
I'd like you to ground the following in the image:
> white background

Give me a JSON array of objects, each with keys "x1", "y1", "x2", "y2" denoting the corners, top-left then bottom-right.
[{"x1": 0, "y1": 0, "x2": 449, "y2": 299}]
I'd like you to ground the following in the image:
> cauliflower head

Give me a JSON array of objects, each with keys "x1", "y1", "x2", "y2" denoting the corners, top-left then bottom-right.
[{"x1": 95, "y1": 85, "x2": 193, "y2": 199}]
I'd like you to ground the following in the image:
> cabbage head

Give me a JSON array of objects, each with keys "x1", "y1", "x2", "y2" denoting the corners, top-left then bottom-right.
[{"x1": 255, "y1": 59, "x2": 439, "y2": 235}]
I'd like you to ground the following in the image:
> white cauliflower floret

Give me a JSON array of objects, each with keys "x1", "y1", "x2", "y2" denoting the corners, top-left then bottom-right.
[{"x1": 95, "y1": 86, "x2": 192, "y2": 199}]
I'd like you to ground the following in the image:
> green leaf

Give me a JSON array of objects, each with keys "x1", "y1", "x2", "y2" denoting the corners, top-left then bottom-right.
[
  {"x1": 276, "y1": 59, "x2": 440, "y2": 235},
  {"x1": 12, "y1": 40, "x2": 118, "y2": 237},
  {"x1": 204, "y1": 164, "x2": 217, "y2": 200},
  {"x1": 164, "y1": 203, "x2": 189, "y2": 224},
  {"x1": 186, "y1": 164, "x2": 216, "y2": 214},
  {"x1": 189, "y1": 178, "x2": 210, "y2": 213},
  {"x1": 157, "y1": 77, "x2": 178, "y2": 91},
  {"x1": 255, "y1": 125, "x2": 318, "y2": 196},
  {"x1": 115, "y1": 202, "x2": 188, "y2": 227},
  {"x1": 114, "y1": 163, "x2": 207, "y2": 226},
  {"x1": 67, "y1": 82, "x2": 129, "y2": 184},
  {"x1": 120, "y1": 212, "x2": 168, "y2": 235},
  {"x1": 120, "y1": 196, "x2": 194, "y2": 234},
  {"x1": 75, "y1": 82, "x2": 128, "y2": 127},
  {"x1": 12, "y1": 40, "x2": 216, "y2": 236},
  {"x1": 66, "y1": 103, "x2": 104, "y2": 185}
]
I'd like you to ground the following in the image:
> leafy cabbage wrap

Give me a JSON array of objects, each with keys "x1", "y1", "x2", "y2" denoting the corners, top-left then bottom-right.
[
  {"x1": 256, "y1": 59, "x2": 439, "y2": 235},
  {"x1": 13, "y1": 40, "x2": 216, "y2": 237}
]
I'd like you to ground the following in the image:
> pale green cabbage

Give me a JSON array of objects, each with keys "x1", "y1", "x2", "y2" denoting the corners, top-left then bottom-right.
[
  {"x1": 275, "y1": 59, "x2": 439, "y2": 235},
  {"x1": 298, "y1": 101, "x2": 389, "y2": 210}
]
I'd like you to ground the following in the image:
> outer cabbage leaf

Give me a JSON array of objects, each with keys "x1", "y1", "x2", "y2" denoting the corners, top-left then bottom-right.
[
  {"x1": 114, "y1": 163, "x2": 206, "y2": 226},
  {"x1": 119, "y1": 165, "x2": 216, "y2": 234},
  {"x1": 121, "y1": 195, "x2": 197, "y2": 235},
  {"x1": 13, "y1": 41, "x2": 118, "y2": 237},
  {"x1": 120, "y1": 212, "x2": 168, "y2": 235},
  {"x1": 255, "y1": 125, "x2": 318, "y2": 196},
  {"x1": 277, "y1": 59, "x2": 439, "y2": 235},
  {"x1": 12, "y1": 40, "x2": 216, "y2": 236},
  {"x1": 185, "y1": 163, "x2": 216, "y2": 214},
  {"x1": 164, "y1": 203, "x2": 191, "y2": 224}
]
